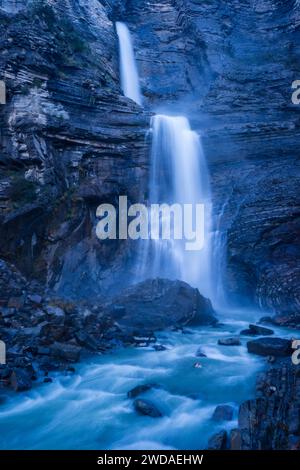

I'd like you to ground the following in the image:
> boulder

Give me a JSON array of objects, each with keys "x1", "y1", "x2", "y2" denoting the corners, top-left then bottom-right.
[
  {"x1": 207, "y1": 430, "x2": 227, "y2": 450},
  {"x1": 50, "y1": 342, "x2": 81, "y2": 362},
  {"x1": 10, "y1": 369, "x2": 32, "y2": 392},
  {"x1": 45, "y1": 305, "x2": 65, "y2": 325},
  {"x1": 247, "y1": 337, "x2": 292, "y2": 357},
  {"x1": 28, "y1": 294, "x2": 43, "y2": 306},
  {"x1": 106, "y1": 279, "x2": 216, "y2": 334},
  {"x1": 133, "y1": 398, "x2": 163, "y2": 418},
  {"x1": 195, "y1": 347, "x2": 207, "y2": 357},
  {"x1": 218, "y1": 337, "x2": 241, "y2": 346},
  {"x1": 240, "y1": 324, "x2": 274, "y2": 336},
  {"x1": 153, "y1": 344, "x2": 167, "y2": 351},
  {"x1": 127, "y1": 383, "x2": 157, "y2": 399},
  {"x1": 74, "y1": 331, "x2": 98, "y2": 351},
  {"x1": 212, "y1": 404, "x2": 234, "y2": 421}
]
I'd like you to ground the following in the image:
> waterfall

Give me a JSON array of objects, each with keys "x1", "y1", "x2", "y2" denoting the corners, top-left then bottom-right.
[
  {"x1": 115, "y1": 22, "x2": 142, "y2": 105},
  {"x1": 138, "y1": 115, "x2": 213, "y2": 300}
]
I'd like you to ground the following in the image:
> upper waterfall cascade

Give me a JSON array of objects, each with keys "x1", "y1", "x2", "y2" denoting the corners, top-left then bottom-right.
[{"x1": 115, "y1": 22, "x2": 142, "y2": 105}]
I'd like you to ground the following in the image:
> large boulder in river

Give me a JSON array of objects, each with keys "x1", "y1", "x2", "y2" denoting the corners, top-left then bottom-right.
[
  {"x1": 247, "y1": 337, "x2": 292, "y2": 357},
  {"x1": 106, "y1": 278, "x2": 216, "y2": 334},
  {"x1": 133, "y1": 398, "x2": 163, "y2": 418},
  {"x1": 218, "y1": 337, "x2": 241, "y2": 346},
  {"x1": 240, "y1": 324, "x2": 274, "y2": 336}
]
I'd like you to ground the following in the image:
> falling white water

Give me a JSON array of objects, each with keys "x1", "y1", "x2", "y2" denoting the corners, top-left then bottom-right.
[
  {"x1": 115, "y1": 22, "x2": 142, "y2": 105},
  {"x1": 138, "y1": 115, "x2": 213, "y2": 299}
]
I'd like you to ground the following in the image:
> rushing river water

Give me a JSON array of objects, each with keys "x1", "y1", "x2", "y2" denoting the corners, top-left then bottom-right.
[{"x1": 2, "y1": 308, "x2": 290, "y2": 450}]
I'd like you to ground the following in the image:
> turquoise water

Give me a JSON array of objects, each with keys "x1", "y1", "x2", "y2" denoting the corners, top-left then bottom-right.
[{"x1": 0, "y1": 309, "x2": 291, "y2": 450}]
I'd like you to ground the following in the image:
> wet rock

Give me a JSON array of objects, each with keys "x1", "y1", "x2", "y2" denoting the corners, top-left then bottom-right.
[
  {"x1": 153, "y1": 344, "x2": 167, "y2": 351},
  {"x1": 50, "y1": 342, "x2": 81, "y2": 362},
  {"x1": 28, "y1": 294, "x2": 43, "y2": 305},
  {"x1": 247, "y1": 338, "x2": 292, "y2": 357},
  {"x1": 74, "y1": 331, "x2": 98, "y2": 351},
  {"x1": 127, "y1": 383, "x2": 157, "y2": 399},
  {"x1": 240, "y1": 324, "x2": 274, "y2": 336},
  {"x1": 238, "y1": 362, "x2": 300, "y2": 449},
  {"x1": 212, "y1": 404, "x2": 234, "y2": 422},
  {"x1": 230, "y1": 428, "x2": 242, "y2": 450},
  {"x1": 133, "y1": 398, "x2": 163, "y2": 418},
  {"x1": 195, "y1": 347, "x2": 207, "y2": 357},
  {"x1": 10, "y1": 369, "x2": 32, "y2": 392},
  {"x1": 0, "y1": 260, "x2": 27, "y2": 303},
  {"x1": 218, "y1": 337, "x2": 241, "y2": 346},
  {"x1": 43, "y1": 377, "x2": 53, "y2": 383},
  {"x1": 259, "y1": 316, "x2": 275, "y2": 325},
  {"x1": 207, "y1": 430, "x2": 227, "y2": 450},
  {"x1": 106, "y1": 279, "x2": 217, "y2": 335},
  {"x1": 45, "y1": 306, "x2": 65, "y2": 325}
]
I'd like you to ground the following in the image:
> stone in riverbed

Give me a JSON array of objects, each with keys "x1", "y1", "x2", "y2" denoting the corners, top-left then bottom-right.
[
  {"x1": 247, "y1": 337, "x2": 292, "y2": 357},
  {"x1": 133, "y1": 398, "x2": 163, "y2": 418},
  {"x1": 195, "y1": 347, "x2": 207, "y2": 357},
  {"x1": 212, "y1": 404, "x2": 234, "y2": 421},
  {"x1": 50, "y1": 342, "x2": 81, "y2": 362},
  {"x1": 10, "y1": 369, "x2": 32, "y2": 392},
  {"x1": 127, "y1": 383, "x2": 157, "y2": 399},
  {"x1": 106, "y1": 278, "x2": 217, "y2": 334},
  {"x1": 218, "y1": 337, "x2": 241, "y2": 346},
  {"x1": 207, "y1": 430, "x2": 227, "y2": 450},
  {"x1": 74, "y1": 331, "x2": 98, "y2": 351},
  {"x1": 240, "y1": 324, "x2": 274, "y2": 336},
  {"x1": 153, "y1": 344, "x2": 167, "y2": 351}
]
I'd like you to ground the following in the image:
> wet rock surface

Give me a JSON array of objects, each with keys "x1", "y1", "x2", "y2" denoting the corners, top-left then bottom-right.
[
  {"x1": 212, "y1": 404, "x2": 234, "y2": 422},
  {"x1": 104, "y1": 278, "x2": 217, "y2": 335},
  {"x1": 247, "y1": 337, "x2": 293, "y2": 357},
  {"x1": 240, "y1": 324, "x2": 274, "y2": 336},
  {"x1": 237, "y1": 360, "x2": 300, "y2": 450},
  {"x1": 133, "y1": 398, "x2": 163, "y2": 418},
  {"x1": 207, "y1": 430, "x2": 228, "y2": 450},
  {"x1": 0, "y1": 0, "x2": 151, "y2": 299},
  {"x1": 127, "y1": 383, "x2": 157, "y2": 399},
  {"x1": 218, "y1": 337, "x2": 241, "y2": 346}
]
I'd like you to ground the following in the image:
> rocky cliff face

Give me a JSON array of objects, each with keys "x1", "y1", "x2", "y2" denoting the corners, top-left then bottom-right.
[
  {"x1": 0, "y1": 0, "x2": 299, "y2": 319},
  {"x1": 0, "y1": 0, "x2": 150, "y2": 298}
]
